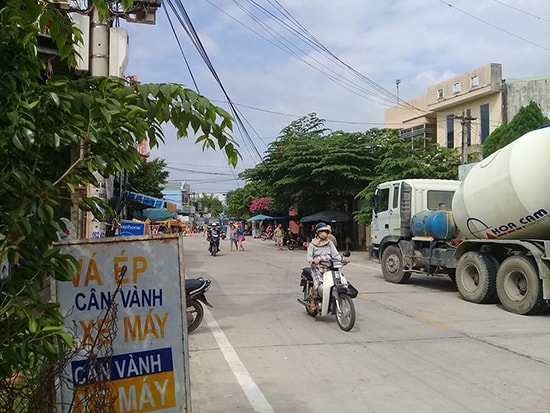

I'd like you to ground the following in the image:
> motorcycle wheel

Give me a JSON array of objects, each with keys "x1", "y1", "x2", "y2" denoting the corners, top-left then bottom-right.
[
  {"x1": 187, "y1": 299, "x2": 204, "y2": 332},
  {"x1": 304, "y1": 288, "x2": 317, "y2": 317},
  {"x1": 287, "y1": 241, "x2": 296, "y2": 250},
  {"x1": 211, "y1": 244, "x2": 218, "y2": 256},
  {"x1": 335, "y1": 294, "x2": 355, "y2": 331}
]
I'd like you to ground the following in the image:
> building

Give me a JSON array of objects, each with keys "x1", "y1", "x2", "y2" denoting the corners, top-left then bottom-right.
[{"x1": 385, "y1": 63, "x2": 550, "y2": 160}]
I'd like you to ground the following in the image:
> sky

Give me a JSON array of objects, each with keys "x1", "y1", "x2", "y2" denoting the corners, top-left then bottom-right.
[{"x1": 121, "y1": 0, "x2": 550, "y2": 194}]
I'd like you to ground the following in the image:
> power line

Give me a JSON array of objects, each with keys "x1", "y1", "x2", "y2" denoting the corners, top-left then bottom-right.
[
  {"x1": 492, "y1": 0, "x2": 550, "y2": 24},
  {"x1": 440, "y1": 0, "x2": 550, "y2": 53}
]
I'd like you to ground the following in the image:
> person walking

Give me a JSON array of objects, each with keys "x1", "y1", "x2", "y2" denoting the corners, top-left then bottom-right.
[
  {"x1": 229, "y1": 224, "x2": 238, "y2": 251},
  {"x1": 273, "y1": 224, "x2": 284, "y2": 251},
  {"x1": 236, "y1": 224, "x2": 245, "y2": 251}
]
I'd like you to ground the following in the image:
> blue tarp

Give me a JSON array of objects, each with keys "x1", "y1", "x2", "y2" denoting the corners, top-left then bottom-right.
[
  {"x1": 132, "y1": 208, "x2": 177, "y2": 221},
  {"x1": 246, "y1": 214, "x2": 273, "y2": 222}
]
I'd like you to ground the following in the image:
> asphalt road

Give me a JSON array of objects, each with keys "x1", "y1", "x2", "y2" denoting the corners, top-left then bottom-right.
[{"x1": 183, "y1": 234, "x2": 550, "y2": 413}]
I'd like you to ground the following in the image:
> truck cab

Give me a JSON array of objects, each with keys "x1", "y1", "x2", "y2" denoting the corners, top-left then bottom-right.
[{"x1": 370, "y1": 179, "x2": 460, "y2": 261}]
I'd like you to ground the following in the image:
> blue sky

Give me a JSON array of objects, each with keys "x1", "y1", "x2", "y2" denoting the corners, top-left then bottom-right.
[{"x1": 122, "y1": 0, "x2": 550, "y2": 193}]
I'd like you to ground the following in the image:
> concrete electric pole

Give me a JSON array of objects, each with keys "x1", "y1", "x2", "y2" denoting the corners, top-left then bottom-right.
[{"x1": 81, "y1": 1, "x2": 161, "y2": 238}]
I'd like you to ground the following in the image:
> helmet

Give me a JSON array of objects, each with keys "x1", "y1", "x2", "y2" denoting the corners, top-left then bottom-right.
[
  {"x1": 315, "y1": 222, "x2": 331, "y2": 234},
  {"x1": 211, "y1": 223, "x2": 218, "y2": 227}
]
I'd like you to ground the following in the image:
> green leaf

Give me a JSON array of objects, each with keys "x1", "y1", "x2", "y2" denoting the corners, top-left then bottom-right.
[{"x1": 12, "y1": 135, "x2": 24, "y2": 150}]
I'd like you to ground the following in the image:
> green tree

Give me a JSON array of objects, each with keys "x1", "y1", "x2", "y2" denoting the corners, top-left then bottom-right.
[
  {"x1": 241, "y1": 114, "x2": 381, "y2": 214},
  {"x1": 226, "y1": 182, "x2": 267, "y2": 219},
  {"x1": 129, "y1": 158, "x2": 170, "y2": 199},
  {"x1": 483, "y1": 101, "x2": 550, "y2": 157},
  {"x1": 0, "y1": 0, "x2": 239, "y2": 404},
  {"x1": 354, "y1": 134, "x2": 460, "y2": 223},
  {"x1": 200, "y1": 195, "x2": 224, "y2": 217}
]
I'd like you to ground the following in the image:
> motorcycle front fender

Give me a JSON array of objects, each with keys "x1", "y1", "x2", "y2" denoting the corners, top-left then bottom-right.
[
  {"x1": 321, "y1": 270, "x2": 335, "y2": 316},
  {"x1": 195, "y1": 293, "x2": 213, "y2": 308}
]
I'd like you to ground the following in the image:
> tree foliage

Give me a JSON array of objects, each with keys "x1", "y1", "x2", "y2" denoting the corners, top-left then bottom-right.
[
  {"x1": 0, "y1": 0, "x2": 239, "y2": 393},
  {"x1": 200, "y1": 195, "x2": 224, "y2": 217},
  {"x1": 483, "y1": 101, "x2": 550, "y2": 157},
  {"x1": 240, "y1": 113, "x2": 382, "y2": 215},
  {"x1": 226, "y1": 182, "x2": 267, "y2": 219},
  {"x1": 249, "y1": 197, "x2": 273, "y2": 214},
  {"x1": 354, "y1": 135, "x2": 460, "y2": 222},
  {"x1": 129, "y1": 158, "x2": 170, "y2": 199}
]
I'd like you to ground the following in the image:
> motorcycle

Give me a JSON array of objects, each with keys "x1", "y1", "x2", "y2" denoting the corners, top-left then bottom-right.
[
  {"x1": 209, "y1": 231, "x2": 220, "y2": 256},
  {"x1": 260, "y1": 231, "x2": 273, "y2": 241},
  {"x1": 297, "y1": 253, "x2": 357, "y2": 331},
  {"x1": 186, "y1": 277, "x2": 212, "y2": 332},
  {"x1": 286, "y1": 232, "x2": 304, "y2": 250}
]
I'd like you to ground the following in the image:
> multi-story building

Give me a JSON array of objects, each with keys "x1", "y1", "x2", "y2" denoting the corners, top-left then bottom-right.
[{"x1": 385, "y1": 63, "x2": 550, "y2": 160}]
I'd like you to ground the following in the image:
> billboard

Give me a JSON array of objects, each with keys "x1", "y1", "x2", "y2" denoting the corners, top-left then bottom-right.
[{"x1": 56, "y1": 235, "x2": 190, "y2": 412}]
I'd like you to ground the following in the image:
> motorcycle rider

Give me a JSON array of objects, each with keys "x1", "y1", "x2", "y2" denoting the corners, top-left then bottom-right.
[
  {"x1": 306, "y1": 222, "x2": 346, "y2": 310},
  {"x1": 208, "y1": 223, "x2": 221, "y2": 253}
]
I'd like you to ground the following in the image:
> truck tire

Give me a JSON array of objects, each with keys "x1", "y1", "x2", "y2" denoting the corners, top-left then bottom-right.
[
  {"x1": 496, "y1": 256, "x2": 548, "y2": 315},
  {"x1": 456, "y1": 252, "x2": 498, "y2": 304},
  {"x1": 381, "y1": 245, "x2": 411, "y2": 284}
]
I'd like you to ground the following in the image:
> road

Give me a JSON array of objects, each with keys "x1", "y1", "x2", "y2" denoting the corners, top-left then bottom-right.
[{"x1": 183, "y1": 234, "x2": 550, "y2": 413}]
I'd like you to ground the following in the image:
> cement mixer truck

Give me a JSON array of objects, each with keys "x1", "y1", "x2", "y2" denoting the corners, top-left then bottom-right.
[{"x1": 370, "y1": 126, "x2": 550, "y2": 315}]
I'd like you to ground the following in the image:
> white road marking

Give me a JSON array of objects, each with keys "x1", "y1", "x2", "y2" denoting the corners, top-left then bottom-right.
[
  {"x1": 349, "y1": 262, "x2": 380, "y2": 270},
  {"x1": 204, "y1": 307, "x2": 274, "y2": 413}
]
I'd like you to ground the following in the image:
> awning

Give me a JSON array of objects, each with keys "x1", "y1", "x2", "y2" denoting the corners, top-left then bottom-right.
[
  {"x1": 246, "y1": 214, "x2": 273, "y2": 222},
  {"x1": 127, "y1": 191, "x2": 164, "y2": 208},
  {"x1": 300, "y1": 210, "x2": 353, "y2": 223}
]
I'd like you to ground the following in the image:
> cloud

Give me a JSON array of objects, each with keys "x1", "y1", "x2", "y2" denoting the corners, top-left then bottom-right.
[{"x1": 123, "y1": 0, "x2": 550, "y2": 193}]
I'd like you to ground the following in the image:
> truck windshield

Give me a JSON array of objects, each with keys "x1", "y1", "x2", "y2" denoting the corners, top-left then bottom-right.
[{"x1": 427, "y1": 190, "x2": 455, "y2": 211}]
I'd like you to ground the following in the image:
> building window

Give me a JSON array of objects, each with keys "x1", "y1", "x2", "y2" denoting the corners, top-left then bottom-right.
[
  {"x1": 470, "y1": 75, "x2": 479, "y2": 88},
  {"x1": 480, "y1": 104, "x2": 490, "y2": 143},
  {"x1": 446, "y1": 114, "x2": 454, "y2": 148},
  {"x1": 437, "y1": 88, "x2": 444, "y2": 99},
  {"x1": 453, "y1": 82, "x2": 461, "y2": 94}
]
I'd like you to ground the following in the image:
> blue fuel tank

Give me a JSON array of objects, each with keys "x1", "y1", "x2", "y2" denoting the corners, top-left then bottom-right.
[{"x1": 410, "y1": 210, "x2": 456, "y2": 240}]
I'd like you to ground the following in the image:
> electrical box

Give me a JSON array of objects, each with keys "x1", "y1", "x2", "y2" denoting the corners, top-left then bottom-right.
[
  {"x1": 71, "y1": 13, "x2": 90, "y2": 74},
  {"x1": 109, "y1": 27, "x2": 129, "y2": 78}
]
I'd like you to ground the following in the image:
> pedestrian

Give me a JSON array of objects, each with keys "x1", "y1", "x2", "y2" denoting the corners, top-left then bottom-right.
[
  {"x1": 236, "y1": 224, "x2": 245, "y2": 251},
  {"x1": 229, "y1": 224, "x2": 238, "y2": 251},
  {"x1": 274, "y1": 224, "x2": 284, "y2": 250}
]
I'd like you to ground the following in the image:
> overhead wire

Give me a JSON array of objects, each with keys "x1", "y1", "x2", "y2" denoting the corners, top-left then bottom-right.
[
  {"x1": 163, "y1": 5, "x2": 200, "y2": 92},
  {"x1": 166, "y1": 0, "x2": 265, "y2": 165},
  {"x1": 439, "y1": 0, "x2": 550, "y2": 53},
  {"x1": 491, "y1": 0, "x2": 550, "y2": 24}
]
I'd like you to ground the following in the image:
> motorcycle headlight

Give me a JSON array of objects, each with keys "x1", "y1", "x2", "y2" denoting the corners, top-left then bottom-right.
[{"x1": 333, "y1": 261, "x2": 343, "y2": 269}]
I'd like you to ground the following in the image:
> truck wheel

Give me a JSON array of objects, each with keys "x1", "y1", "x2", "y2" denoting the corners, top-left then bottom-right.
[
  {"x1": 381, "y1": 245, "x2": 411, "y2": 284},
  {"x1": 496, "y1": 256, "x2": 548, "y2": 315},
  {"x1": 456, "y1": 252, "x2": 498, "y2": 304}
]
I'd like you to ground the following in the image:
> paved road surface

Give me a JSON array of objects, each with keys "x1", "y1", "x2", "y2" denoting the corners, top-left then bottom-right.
[{"x1": 183, "y1": 234, "x2": 550, "y2": 413}]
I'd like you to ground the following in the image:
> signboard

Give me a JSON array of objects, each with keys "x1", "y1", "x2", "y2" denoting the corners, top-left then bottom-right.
[
  {"x1": 56, "y1": 235, "x2": 190, "y2": 412},
  {"x1": 119, "y1": 220, "x2": 150, "y2": 236}
]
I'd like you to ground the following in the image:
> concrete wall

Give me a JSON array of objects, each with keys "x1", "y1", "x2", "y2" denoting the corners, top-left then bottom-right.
[{"x1": 503, "y1": 78, "x2": 550, "y2": 123}]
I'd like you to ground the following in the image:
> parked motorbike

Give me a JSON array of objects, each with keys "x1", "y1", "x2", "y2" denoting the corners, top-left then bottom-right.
[
  {"x1": 297, "y1": 253, "x2": 357, "y2": 331},
  {"x1": 260, "y1": 231, "x2": 273, "y2": 241},
  {"x1": 286, "y1": 232, "x2": 304, "y2": 250},
  {"x1": 186, "y1": 277, "x2": 212, "y2": 332}
]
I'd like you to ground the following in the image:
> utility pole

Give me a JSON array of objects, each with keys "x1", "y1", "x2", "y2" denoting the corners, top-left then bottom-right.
[
  {"x1": 396, "y1": 79, "x2": 401, "y2": 104},
  {"x1": 80, "y1": 2, "x2": 160, "y2": 238},
  {"x1": 455, "y1": 111, "x2": 477, "y2": 164}
]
